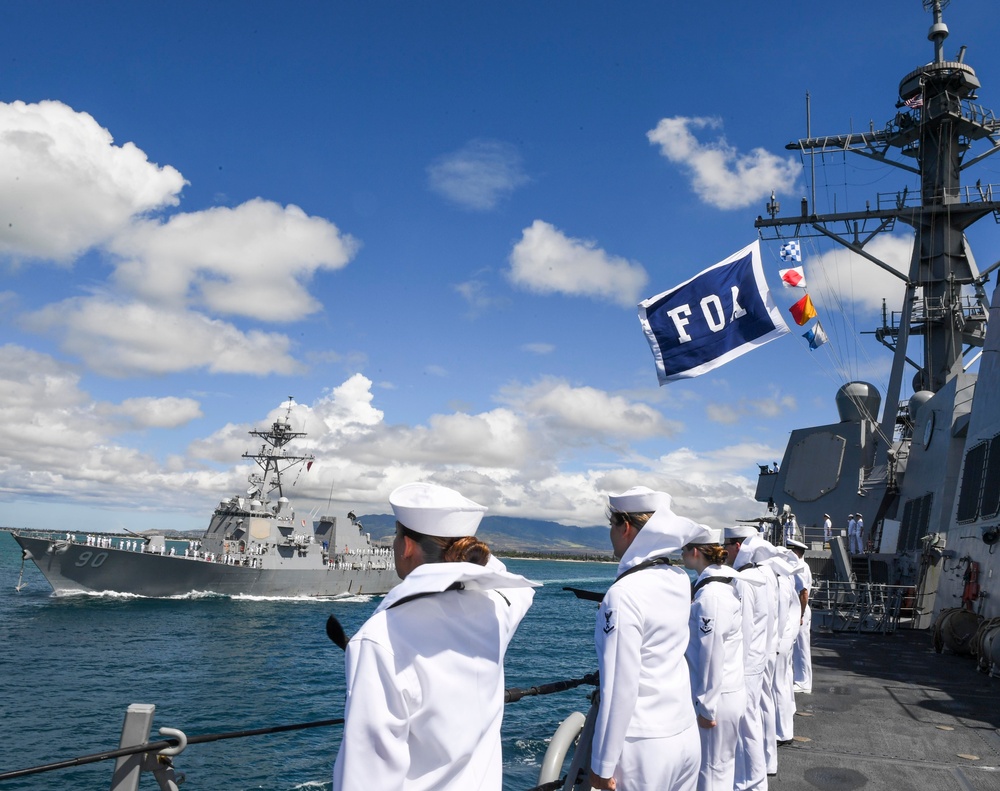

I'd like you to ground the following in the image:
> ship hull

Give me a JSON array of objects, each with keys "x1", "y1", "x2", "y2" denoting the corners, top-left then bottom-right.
[{"x1": 13, "y1": 535, "x2": 397, "y2": 598}]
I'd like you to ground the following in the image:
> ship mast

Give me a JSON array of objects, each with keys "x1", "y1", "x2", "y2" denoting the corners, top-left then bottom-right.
[
  {"x1": 755, "y1": 0, "x2": 1000, "y2": 469},
  {"x1": 243, "y1": 397, "x2": 315, "y2": 502}
]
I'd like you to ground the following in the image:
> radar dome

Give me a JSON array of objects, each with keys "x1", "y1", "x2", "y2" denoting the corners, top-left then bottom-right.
[{"x1": 836, "y1": 381, "x2": 882, "y2": 423}]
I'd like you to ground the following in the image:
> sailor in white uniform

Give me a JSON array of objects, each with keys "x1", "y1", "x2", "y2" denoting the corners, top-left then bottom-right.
[
  {"x1": 823, "y1": 514, "x2": 832, "y2": 546},
  {"x1": 758, "y1": 545, "x2": 800, "y2": 748},
  {"x1": 333, "y1": 483, "x2": 539, "y2": 791},
  {"x1": 589, "y1": 486, "x2": 701, "y2": 791},
  {"x1": 682, "y1": 524, "x2": 746, "y2": 791},
  {"x1": 724, "y1": 525, "x2": 775, "y2": 790},
  {"x1": 848, "y1": 513, "x2": 860, "y2": 554},
  {"x1": 787, "y1": 539, "x2": 813, "y2": 694}
]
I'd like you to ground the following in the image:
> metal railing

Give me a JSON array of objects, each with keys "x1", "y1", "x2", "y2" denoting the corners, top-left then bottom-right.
[
  {"x1": 810, "y1": 580, "x2": 911, "y2": 634},
  {"x1": 0, "y1": 673, "x2": 599, "y2": 790}
]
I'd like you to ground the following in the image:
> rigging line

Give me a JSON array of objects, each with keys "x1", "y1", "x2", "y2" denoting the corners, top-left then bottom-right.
[
  {"x1": 828, "y1": 235, "x2": 894, "y2": 396},
  {"x1": 804, "y1": 239, "x2": 858, "y2": 383},
  {"x1": 326, "y1": 474, "x2": 337, "y2": 513}
]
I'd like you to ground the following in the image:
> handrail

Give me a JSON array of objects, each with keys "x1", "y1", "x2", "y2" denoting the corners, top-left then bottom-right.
[
  {"x1": 0, "y1": 672, "x2": 599, "y2": 785},
  {"x1": 0, "y1": 717, "x2": 345, "y2": 783}
]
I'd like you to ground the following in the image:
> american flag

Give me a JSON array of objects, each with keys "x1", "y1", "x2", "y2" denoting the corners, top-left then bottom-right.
[{"x1": 904, "y1": 94, "x2": 923, "y2": 109}]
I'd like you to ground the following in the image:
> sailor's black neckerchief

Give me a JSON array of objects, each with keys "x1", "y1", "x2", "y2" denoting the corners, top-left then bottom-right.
[
  {"x1": 612, "y1": 556, "x2": 672, "y2": 585},
  {"x1": 386, "y1": 581, "x2": 512, "y2": 610},
  {"x1": 387, "y1": 580, "x2": 465, "y2": 610},
  {"x1": 691, "y1": 575, "x2": 733, "y2": 600},
  {"x1": 737, "y1": 562, "x2": 758, "y2": 572}
]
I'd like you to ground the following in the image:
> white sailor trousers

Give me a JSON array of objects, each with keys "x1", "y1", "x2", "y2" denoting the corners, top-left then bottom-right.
[
  {"x1": 793, "y1": 606, "x2": 813, "y2": 693},
  {"x1": 698, "y1": 686, "x2": 746, "y2": 791},
  {"x1": 760, "y1": 656, "x2": 778, "y2": 774},
  {"x1": 773, "y1": 648, "x2": 796, "y2": 741},
  {"x1": 614, "y1": 723, "x2": 700, "y2": 791},
  {"x1": 734, "y1": 670, "x2": 767, "y2": 791}
]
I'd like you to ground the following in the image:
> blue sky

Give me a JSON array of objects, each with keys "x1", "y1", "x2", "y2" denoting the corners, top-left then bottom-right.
[{"x1": 2, "y1": 1, "x2": 999, "y2": 533}]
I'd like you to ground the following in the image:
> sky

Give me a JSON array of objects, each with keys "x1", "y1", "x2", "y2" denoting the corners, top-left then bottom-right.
[{"x1": 2, "y1": 0, "x2": 1000, "y2": 534}]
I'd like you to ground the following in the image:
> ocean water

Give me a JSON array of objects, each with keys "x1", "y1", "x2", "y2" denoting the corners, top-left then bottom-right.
[{"x1": 0, "y1": 533, "x2": 619, "y2": 791}]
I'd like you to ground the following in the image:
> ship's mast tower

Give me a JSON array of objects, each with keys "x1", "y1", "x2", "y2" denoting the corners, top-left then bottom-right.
[
  {"x1": 756, "y1": 0, "x2": 1000, "y2": 464},
  {"x1": 244, "y1": 397, "x2": 314, "y2": 502}
]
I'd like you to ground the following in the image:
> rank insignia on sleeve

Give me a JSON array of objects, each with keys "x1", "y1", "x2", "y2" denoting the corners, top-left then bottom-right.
[
  {"x1": 699, "y1": 617, "x2": 713, "y2": 634},
  {"x1": 603, "y1": 609, "x2": 615, "y2": 634}
]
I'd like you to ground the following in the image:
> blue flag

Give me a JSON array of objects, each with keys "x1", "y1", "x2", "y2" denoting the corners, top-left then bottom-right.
[
  {"x1": 638, "y1": 241, "x2": 790, "y2": 384},
  {"x1": 803, "y1": 321, "x2": 829, "y2": 350}
]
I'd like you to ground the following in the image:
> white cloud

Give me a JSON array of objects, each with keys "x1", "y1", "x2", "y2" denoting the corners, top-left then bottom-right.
[
  {"x1": 522, "y1": 342, "x2": 554, "y2": 355},
  {"x1": 508, "y1": 220, "x2": 648, "y2": 307},
  {"x1": 427, "y1": 139, "x2": 529, "y2": 210},
  {"x1": 24, "y1": 297, "x2": 302, "y2": 377},
  {"x1": 499, "y1": 377, "x2": 682, "y2": 443},
  {"x1": 108, "y1": 198, "x2": 359, "y2": 320},
  {"x1": 801, "y1": 234, "x2": 910, "y2": 313},
  {"x1": 0, "y1": 345, "x2": 208, "y2": 502},
  {"x1": 647, "y1": 116, "x2": 801, "y2": 210},
  {"x1": 454, "y1": 272, "x2": 509, "y2": 315},
  {"x1": 0, "y1": 357, "x2": 776, "y2": 530},
  {"x1": 0, "y1": 100, "x2": 185, "y2": 262},
  {"x1": 706, "y1": 390, "x2": 797, "y2": 425},
  {"x1": 1, "y1": 101, "x2": 360, "y2": 378},
  {"x1": 107, "y1": 397, "x2": 204, "y2": 429}
]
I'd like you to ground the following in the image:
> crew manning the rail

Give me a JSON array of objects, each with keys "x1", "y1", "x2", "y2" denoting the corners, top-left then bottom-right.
[
  {"x1": 590, "y1": 487, "x2": 703, "y2": 791},
  {"x1": 591, "y1": 498, "x2": 812, "y2": 790},
  {"x1": 332, "y1": 482, "x2": 540, "y2": 791}
]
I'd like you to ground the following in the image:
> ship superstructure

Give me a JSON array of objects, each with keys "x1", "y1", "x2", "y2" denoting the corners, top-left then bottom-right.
[{"x1": 753, "y1": 0, "x2": 1000, "y2": 626}]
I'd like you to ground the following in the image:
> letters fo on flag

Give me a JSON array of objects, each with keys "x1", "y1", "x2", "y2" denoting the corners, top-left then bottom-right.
[
  {"x1": 779, "y1": 266, "x2": 806, "y2": 288},
  {"x1": 638, "y1": 240, "x2": 790, "y2": 385},
  {"x1": 789, "y1": 293, "x2": 817, "y2": 326},
  {"x1": 779, "y1": 239, "x2": 801, "y2": 262},
  {"x1": 803, "y1": 321, "x2": 829, "y2": 350}
]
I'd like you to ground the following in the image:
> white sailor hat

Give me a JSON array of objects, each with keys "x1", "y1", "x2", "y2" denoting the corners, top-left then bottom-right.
[
  {"x1": 787, "y1": 539, "x2": 808, "y2": 550},
  {"x1": 608, "y1": 486, "x2": 670, "y2": 514},
  {"x1": 823, "y1": 513, "x2": 830, "y2": 518},
  {"x1": 723, "y1": 525, "x2": 759, "y2": 540},
  {"x1": 390, "y1": 482, "x2": 487, "y2": 538},
  {"x1": 687, "y1": 524, "x2": 723, "y2": 545}
]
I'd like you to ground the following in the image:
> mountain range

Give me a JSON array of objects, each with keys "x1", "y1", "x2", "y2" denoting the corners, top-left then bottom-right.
[{"x1": 355, "y1": 513, "x2": 612, "y2": 555}]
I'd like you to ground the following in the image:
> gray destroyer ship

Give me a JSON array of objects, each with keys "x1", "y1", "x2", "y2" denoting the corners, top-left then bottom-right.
[
  {"x1": 754, "y1": 0, "x2": 1000, "y2": 641},
  {"x1": 8, "y1": 400, "x2": 398, "y2": 597}
]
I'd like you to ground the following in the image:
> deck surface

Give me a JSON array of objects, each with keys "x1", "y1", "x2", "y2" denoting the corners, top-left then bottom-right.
[{"x1": 772, "y1": 628, "x2": 1000, "y2": 790}]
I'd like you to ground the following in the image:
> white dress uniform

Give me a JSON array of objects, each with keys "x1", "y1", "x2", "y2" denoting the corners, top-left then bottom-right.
[
  {"x1": 750, "y1": 543, "x2": 800, "y2": 769},
  {"x1": 848, "y1": 515, "x2": 860, "y2": 554},
  {"x1": 792, "y1": 553, "x2": 813, "y2": 694},
  {"x1": 770, "y1": 568, "x2": 799, "y2": 743},
  {"x1": 687, "y1": 562, "x2": 745, "y2": 791},
  {"x1": 725, "y1": 530, "x2": 770, "y2": 791},
  {"x1": 592, "y1": 491, "x2": 701, "y2": 791},
  {"x1": 333, "y1": 558, "x2": 537, "y2": 791},
  {"x1": 333, "y1": 482, "x2": 540, "y2": 791}
]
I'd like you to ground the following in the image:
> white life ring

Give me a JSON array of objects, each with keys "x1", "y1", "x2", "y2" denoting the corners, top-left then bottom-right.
[{"x1": 537, "y1": 710, "x2": 586, "y2": 785}]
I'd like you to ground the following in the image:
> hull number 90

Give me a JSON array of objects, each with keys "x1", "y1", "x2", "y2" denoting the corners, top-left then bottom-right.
[{"x1": 74, "y1": 551, "x2": 109, "y2": 568}]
